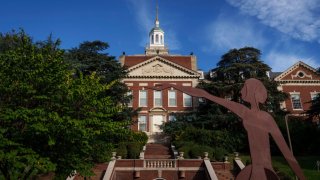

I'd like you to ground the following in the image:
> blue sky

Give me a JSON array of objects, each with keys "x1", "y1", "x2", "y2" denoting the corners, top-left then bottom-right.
[{"x1": 1, "y1": 0, "x2": 320, "y2": 72}]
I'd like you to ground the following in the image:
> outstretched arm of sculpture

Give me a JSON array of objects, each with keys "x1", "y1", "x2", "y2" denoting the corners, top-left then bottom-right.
[
  {"x1": 152, "y1": 84, "x2": 247, "y2": 118},
  {"x1": 268, "y1": 118, "x2": 306, "y2": 180}
]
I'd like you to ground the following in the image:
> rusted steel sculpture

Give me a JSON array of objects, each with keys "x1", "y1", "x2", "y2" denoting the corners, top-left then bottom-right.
[{"x1": 151, "y1": 78, "x2": 305, "y2": 180}]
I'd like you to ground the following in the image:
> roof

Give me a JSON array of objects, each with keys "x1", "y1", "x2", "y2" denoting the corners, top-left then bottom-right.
[
  {"x1": 274, "y1": 61, "x2": 320, "y2": 81},
  {"x1": 149, "y1": 27, "x2": 164, "y2": 34},
  {"x1": 269, "y1": 72, "x2": 282, "y2": 79},
  {"x1": 122, "y1": 55, "x2": 193, "y2": 69}
]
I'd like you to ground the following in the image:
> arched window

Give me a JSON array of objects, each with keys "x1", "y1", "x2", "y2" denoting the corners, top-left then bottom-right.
[
  {"x1": 156, "y1": 34, "x2": 159, "y2": 43},
  {"x1": 160, "y1": 35, "x2": 163, "y2": 44},
  {"x1": 151, "y1": 35, "x2": 154, "y2": 44}
]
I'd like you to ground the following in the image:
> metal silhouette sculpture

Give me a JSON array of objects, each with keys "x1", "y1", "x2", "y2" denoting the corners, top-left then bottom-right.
[{"x1": 151, "y1": 78, "x2": 305, "y2": 180}]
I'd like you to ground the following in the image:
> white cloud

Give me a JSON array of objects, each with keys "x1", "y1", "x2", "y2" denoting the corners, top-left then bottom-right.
[
  {"x1": 127, "y1": 0, "x2": 153, "y2": 33},
  {"x1": 226, "y1": 0, "x2": 320, "y2": 43},
  {"x1": 264, "y1": 51, "x2": 320, "y2": 72},
  {"x1": 204, "y1": 16, "x2": 268, "y2": 52},
  {"x1": 127, "y1": 0, "x2": 181, "y2": 50}
]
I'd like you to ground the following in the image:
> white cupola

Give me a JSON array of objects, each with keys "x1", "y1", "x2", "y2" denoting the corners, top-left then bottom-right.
[{"x1": 145, "y1": 3, "x2": 168, "y2": 55}]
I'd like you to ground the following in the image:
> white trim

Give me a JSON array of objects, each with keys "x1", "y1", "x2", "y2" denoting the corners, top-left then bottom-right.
[
  {"x1": 290, "y1": 92, "x2": 303, "y2": 110},
  {"x1": 153, "y1": 90, "x2": 162, "y2": 107},
  {"x1": 310, "y1": 92, "x2": 319, "y2": 100},
  {"x1": 183, "y1": 93, "x2": 192, "y2": 107},
  {"x1": 275, "y1": 61, "x2": 318, "y2": 81},
  {"x1": 139, "y1": 90, "x2": 148, "y2": 107},
  {"x1": 127, "y1": 56, "x2": 201, "y2": 77},
  {"x1": 127, "y1": 90, "x2": 133, "y2": 107},
  {"x1": 138, "y1": 115, "x2": 147, "y2": 132},
  {"x1": 168, "y1": 90, "x2": 177, "y2": 107}
]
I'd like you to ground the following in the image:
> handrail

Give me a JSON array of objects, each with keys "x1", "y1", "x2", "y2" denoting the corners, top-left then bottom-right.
[
  {"x1": 204, "y1": 159, "x2": 218, "y2": 180},
  {"x1": 103, "y1": 160, "x2": 116, "y2": 180}
]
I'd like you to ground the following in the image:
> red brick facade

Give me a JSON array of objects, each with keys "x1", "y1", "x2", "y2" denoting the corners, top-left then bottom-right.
[
  {"x1": 121, "y1": 55, "x2": 202, "y2": 134},
  {"x1": 274, "y1": 61, "x2": 320, "y2": 114}
]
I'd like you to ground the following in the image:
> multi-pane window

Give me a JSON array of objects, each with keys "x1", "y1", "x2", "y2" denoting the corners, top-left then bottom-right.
[
  {"x1": 138, "y1": 115, "x2": 147, "y2": 131},
  {"x1": 168, "y1": 90, "x2": 177, "y2": 107},
  {"x1": 183, "y1": 93, "x2": 192, "y2": 107},
  {"x1": 291, "y1": 94, "x2": 302, "y2": 110},
  {"x1": 139, "y1": 90, "x2": 147, "y2": 107},
  {"x1": 154, "y1": 90, "x2": 162, "y2": 107},
  {"x1": 127, "y1": 90, "x2": 133, "y2": 107}
]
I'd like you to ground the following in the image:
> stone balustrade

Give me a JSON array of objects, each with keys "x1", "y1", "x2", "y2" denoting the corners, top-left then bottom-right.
[{"x1": 144, "y1": 159, "x2": 176, "y2": 168}]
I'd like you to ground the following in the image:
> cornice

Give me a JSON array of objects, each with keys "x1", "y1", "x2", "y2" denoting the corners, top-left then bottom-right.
[
  {"x1": 275, "y1": 61, "x2": 319, "y2": 81},
  {"x1": 126, "y1": 56, "x2": 200, "y2": 76},
  {"x1": 277, "y1": 80, "x2": 320, "y2": 84}
]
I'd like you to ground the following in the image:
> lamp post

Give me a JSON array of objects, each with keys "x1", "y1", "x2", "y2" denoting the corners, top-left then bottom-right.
[{"x1": 284, "y1": 114, "x2": 293, "y2": 154}]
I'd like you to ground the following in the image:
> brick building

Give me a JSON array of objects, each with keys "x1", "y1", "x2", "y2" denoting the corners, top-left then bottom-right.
[
  {"x1": 120, "y1": 8, "x2": 203, "y2": 136},
  {"x1": 274, "y1": 61, "x2": 320, "y2": 115}
]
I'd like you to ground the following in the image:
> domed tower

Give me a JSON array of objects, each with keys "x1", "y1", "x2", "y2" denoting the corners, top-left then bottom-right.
[{"x1": 145, "y1": 3, "x2": 168, "y2": 55}]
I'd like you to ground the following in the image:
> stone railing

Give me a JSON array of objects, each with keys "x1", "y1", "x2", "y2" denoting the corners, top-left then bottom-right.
[
  {"x1": 144, "y1": 159, "x2": 176, "y2": 168},
  {"x1": 233, "y1": 152, "x2": 245, "y2": 175}
]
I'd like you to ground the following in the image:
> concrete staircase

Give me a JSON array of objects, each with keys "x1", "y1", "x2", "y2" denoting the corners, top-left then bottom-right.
[{"x1": 144, "y1": 143, "x2": 173, "y2": 159}]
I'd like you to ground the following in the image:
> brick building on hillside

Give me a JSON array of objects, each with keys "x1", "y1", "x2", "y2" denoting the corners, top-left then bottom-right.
[
  {"x1": 120, "y1": 8, "x2": 203, "y2": 137},
  {"x1": 274, "y1": 61, "x2": 320, "y2": 120}
]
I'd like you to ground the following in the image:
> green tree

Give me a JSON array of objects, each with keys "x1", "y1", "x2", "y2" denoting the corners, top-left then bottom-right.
[
  {"x1": 163, "y1": 47, "x2": 288, "y2": 155},
  {"x1": 203, "y1": 47, "x2": 287, "y2": 112},
  {"x1": 306, "y1": 93, "x2": 320, "y2": 123},
  {"x1": 65, "y1": 41, "x2": 135, "y2": 121},
  {"x1": 0, "y1": 30, "x2": 135, "y2": 178}
]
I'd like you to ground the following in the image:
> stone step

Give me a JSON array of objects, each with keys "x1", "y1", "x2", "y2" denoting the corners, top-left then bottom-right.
[
  {"x1": 144, "y1": 154, "x2": 172, "y2": 159},
  {"x1": 144, "y1": 143, "x2": 173, "y2": 158}
]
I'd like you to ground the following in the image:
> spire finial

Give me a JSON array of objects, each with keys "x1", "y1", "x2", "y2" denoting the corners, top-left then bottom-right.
[{"x1": 156, "y1": 0, "x2": 159, "y2": 21}]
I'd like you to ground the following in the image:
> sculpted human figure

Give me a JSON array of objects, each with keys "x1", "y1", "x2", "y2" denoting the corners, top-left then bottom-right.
[{"x1": 153, "y1": 78, "x2": 305, "y2": 180}]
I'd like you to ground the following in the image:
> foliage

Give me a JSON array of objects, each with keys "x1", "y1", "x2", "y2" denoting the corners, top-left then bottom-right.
[
  {"x1": 116, "y1": 143, "x2": 128, "y2": 159},
  {"x1": 64, "y1": 40, "x2": 131, "y2": 107},
  {"x1": 241, "y1": 155, "x2": 320, "y2": 180},
  {"x1": 0, "y1": 30, "x2": 137, "y2": 178},
  {"x1": 203, "y1": 47, "x2": 287, "y2": 113},
  {"x1": 114, "y1": 132, "x2": 147, "y2": 159},
  {"x1": 306, "y1": 93, "x2": 320, "y2": 123},
  {"x1": 274, "y1": 114, "x2": 320, "y2": 156},
  {"x1": 163, "y1": 47, "x2": 287, "y2": 159},
  {"x1": 127, "y1": 142, "x2": 141, "y2": 159}
]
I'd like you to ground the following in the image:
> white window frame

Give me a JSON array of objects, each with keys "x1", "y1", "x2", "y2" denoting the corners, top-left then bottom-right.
[
  {"x1": 154, "y1": 90, "x2": 162, "y2": 107},
  {"x1": 138, "y1": 115, "x2": 147, "y2": 132},
  {"x1": 310, "y1": 92, "x2": 319, "y2": 101},
  {"x1": 127, "y1": 90, "x2": 133, "y2": 107},
  {"x1": 139, "y1": 90, "x2": 147, "y2": 107},
  {"x1": 290, "y1": 93, "x2": 303, "y2": 110},
  {"x1": 311, "y1": 92, "x2": 319, "y2": 105},
  {"x1": 168, "y1": 90, "x2": 177, "y2": 107},
  {"x1": 183, "y1": 93, "x2": 192, "y2": 107}
]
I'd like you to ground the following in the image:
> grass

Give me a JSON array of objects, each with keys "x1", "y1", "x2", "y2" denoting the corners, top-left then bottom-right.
[{"x1": 234, "y1": 155, "x2": 320, "y2": 179}]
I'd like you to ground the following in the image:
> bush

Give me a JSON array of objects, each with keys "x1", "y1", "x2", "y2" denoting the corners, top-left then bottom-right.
[
  {"x1": 127, "y1": 142, "x2": 141, "y2": 159},
  {"x1": 131, "y1": 131, "x2": 148, "y2": 145},
  {"x1": 213, "y1": 147, "x2": 227, "y2": 161},
  {"x1": 176, "y1": 141, "x2": 195, "y2": 159},
  {"x1": 116, "y1": 142, "x2": 127, "y2": 159},
  {"x1": 189, "y1": 144, "x2": 214, "y2": 159}
]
